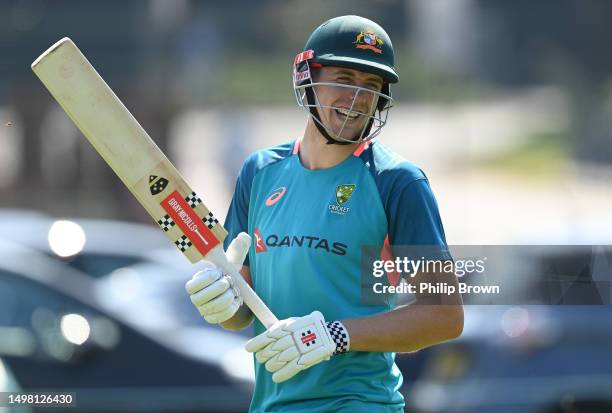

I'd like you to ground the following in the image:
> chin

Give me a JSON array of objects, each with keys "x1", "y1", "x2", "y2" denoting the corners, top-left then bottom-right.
[
  {"x1": 329, "y1": 123, "x2": 363, "y2": 136},
  {"x1": 337, "y1": 128, "x2": 366, "y2": 140},
  {"x1": 334, "y1": 133, "x2": 362, "y2": 143}
]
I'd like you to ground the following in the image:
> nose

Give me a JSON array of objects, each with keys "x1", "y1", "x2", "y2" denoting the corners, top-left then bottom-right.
[{"x1": 348, "y1": 86, "x2": 376, "y2": 111}]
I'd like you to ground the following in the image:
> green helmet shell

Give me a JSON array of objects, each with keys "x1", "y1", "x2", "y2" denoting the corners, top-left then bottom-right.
[{"x1": 303, "y1": 15, "x2": 398, "y2": 83}]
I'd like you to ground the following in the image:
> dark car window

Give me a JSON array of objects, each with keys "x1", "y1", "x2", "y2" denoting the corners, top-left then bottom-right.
[
  {"x1": 0, "y1": 270, "x2": 93, "y2": 321},
  {"x1": 0, "y1": 268, "x2": 241, "y2": 396},
  {"x1": 58, "y1": 253, "x2": 144, "y2": 278},
  {"x1": 0, "y1": 269, "x2": 105, "y2": 360}
]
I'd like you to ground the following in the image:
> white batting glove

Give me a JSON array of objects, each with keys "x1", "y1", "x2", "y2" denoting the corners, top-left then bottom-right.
[
  {"x1": 245, "y1": 311, "x2": 350, "y2": 383},
  {"x1": 185, "y1": 233, "x2": 251, "y2": 324}
]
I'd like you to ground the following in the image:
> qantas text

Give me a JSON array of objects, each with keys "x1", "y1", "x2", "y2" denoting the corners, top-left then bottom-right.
[{"x1": 261, "y1": 234, "x2": 347, "y2": 256}]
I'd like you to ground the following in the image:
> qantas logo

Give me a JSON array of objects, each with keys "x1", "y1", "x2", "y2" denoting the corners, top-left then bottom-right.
[
  {"x1": 253, "y1": 229, "x2": 347, "y2": 256},
  {"x1": 254, "y1": 228, "x2": 267, "y2": 253}
]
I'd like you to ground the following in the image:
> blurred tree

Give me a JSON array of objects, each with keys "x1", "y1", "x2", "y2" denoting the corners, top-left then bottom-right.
[
  {"x1": 0, "y1": 0, "x2": 182, "y2": 219},
  {"x1": 0, "y1": 0, "x2": 412, "y2": 217},
  {"x1": 474, "y1": 0, "x2": 612, "y2": 164}
]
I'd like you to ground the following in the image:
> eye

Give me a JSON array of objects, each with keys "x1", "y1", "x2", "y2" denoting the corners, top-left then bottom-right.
[{"x1": 336, "y1": 76, "x2": 352, "y2": 84}]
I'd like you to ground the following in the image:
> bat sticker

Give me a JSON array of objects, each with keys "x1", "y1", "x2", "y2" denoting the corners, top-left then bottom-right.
[
  {"x1": 149, "y1": 175, "x2": 169, "y2": 195},
  {"x1": 161, "y1": 190, "x2": 220, "y2": 256},
  {"x1": 157, "y1": 214, "x2": 176, "y2": 232},
  {"x1": 174, "y1": 235, "x2": 192, "y2": 252},
  {"x1": 185, "y1": 191, "x2": 203, "y2": 208},
  {"x1": 202, "y1": 211, "x2": 219, "y2": 229}
]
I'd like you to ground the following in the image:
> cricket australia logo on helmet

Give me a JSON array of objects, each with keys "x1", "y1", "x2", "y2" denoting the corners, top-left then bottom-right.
[
  {"x1": 354, "y1": 31, "x2": 383, "y2": 54},
  {"x1": 292, "y1": 15, "x2": 398, "y2": 145}
]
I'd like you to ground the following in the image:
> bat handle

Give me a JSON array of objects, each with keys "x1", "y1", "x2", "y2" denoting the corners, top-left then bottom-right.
[{"x1": 206, "y1": 246, "x2": 279, "y2": 328}]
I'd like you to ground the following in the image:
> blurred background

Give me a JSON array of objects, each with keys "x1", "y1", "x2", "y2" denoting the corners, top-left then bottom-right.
[{"x1": 0, "y1": 0, "x2": 611, "y2": 412}]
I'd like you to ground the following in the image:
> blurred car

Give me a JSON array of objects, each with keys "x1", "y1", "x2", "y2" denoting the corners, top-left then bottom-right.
[
  {"x1": 0, "y1": 358, "x2": 33, "y2": 413},
  {"x1": 0, "y1": 239, "x2": 252, "y2": 413},
  {"x1": 405, "y1": 305, "x2": 612, "y2": 413},
  {"x1": 0, "y1": 209, "x2": 187, "y2": 278},
  {"x1": 96, "y1": 259, "x2": 251, "y2": 335},
  {"x1": 0, "y1": 209, "x2": 440, "y2": 402}
]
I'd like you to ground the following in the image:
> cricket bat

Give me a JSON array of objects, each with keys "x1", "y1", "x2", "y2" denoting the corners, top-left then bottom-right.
[{"x1": 32, "y1": 37, "x2": 278, "y2": 328}]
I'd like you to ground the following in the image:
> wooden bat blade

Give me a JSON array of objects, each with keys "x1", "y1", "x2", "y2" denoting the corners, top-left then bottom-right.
[
  {"x1": 32, "y1": 37, "x2": 225, "y2": 263},
  {"x1": 32, "y1": 37, "x2": 278, "y2": 328}
]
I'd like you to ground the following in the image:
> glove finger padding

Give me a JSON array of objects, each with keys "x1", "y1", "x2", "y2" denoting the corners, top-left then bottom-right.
[
  {"x1": 271, "y1": 346, "x2": 331, "y2": 383},
  {"x1": 272, "y1": 358, "x2": 302, "y2": 383},
  {"x1": 246, "y1": 333, "x2": 275, "y2": 354},
  {"x1": 185, "y1": 267, "x2": 223, "y2": 295},
  {"x1": 298, "y1": 346, "x2": 332, "y2": 366},
  {"x1": 197, "y1": 288, "x2": 236, "y2": 315},
  {"x1": 189, "y1": 275, "x2": 231, "y2": 306},
  {"x1": 265, "y1": 346, "x2": 300, "y2": 373},
  {"x1": 246, "y1": 319, "x2": 294, "y2": 353},
  {"x1": 203, "y1": 300, "x2": 242, "y2": 324},
  {"x1": 256, "y1": 334, "x2": 294, "y2": 364}
]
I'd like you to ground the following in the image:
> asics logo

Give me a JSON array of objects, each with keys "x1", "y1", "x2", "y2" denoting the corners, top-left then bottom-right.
[{"x1": 265, "y1": 187, "x2": 287, "y2": 206}]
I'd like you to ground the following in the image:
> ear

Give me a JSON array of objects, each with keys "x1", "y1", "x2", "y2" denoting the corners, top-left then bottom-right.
[{"x1": 377, "y1": 83, "x2": 390, "y2": 112}]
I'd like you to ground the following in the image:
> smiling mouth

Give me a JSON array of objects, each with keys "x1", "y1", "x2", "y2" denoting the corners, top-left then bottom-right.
[{"x1": 335, "y1": 107, "x2": 361, "y2": 120}]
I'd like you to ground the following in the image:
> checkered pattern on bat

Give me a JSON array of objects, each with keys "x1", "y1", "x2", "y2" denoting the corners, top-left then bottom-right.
[
  {"x1": 185, "y1": 191, "x2": 202, "y2": 208},
  {"x1": 202, "y1": 212, "x2": 219, "y2": 229},
  {"x1": 175, "y1": 235, "x2": 192, "y2": 252},
  {"x1": 157, "y1": 214, "x2": 176, "y2": 232}
]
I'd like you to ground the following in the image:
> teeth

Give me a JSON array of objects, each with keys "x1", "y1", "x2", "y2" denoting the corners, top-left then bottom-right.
[{"x1": 336, "y1": 108, "x2": 359, "y2": 119}]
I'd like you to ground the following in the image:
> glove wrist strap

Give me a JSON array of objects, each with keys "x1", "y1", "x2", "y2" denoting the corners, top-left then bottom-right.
[{"x1": 326, "y1": 320, "x2": 350, "y2": 354}]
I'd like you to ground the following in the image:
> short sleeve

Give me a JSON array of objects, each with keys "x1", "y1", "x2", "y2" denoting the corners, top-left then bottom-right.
[
  {"x1": 224, "y1": 163, "x2": 251, "y2": 265},
  {"x1": 387, "y1": 178, "x2": 450, "y2": 260},
  {"x1": 221, "y1": 141, "x2": 295, "y2": 267}
]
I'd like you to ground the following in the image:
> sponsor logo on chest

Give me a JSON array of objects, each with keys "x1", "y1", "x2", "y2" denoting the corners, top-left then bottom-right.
[
  {"x1": 265, "y1": 186, "x2": 287, "y2": 207},
  {"x1": 253, "y1": 228, "x2": 347, "y2": 256}
]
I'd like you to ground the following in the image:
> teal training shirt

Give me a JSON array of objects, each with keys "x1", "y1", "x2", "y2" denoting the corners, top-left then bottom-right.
[{"x1": 224, "y1": 139, "x2": 448, "y2": 413}]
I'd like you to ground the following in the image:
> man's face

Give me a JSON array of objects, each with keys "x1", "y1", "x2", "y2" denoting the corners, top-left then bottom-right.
[{"x1": 312, "y1": 66, "x2": 383, "y2": 141}]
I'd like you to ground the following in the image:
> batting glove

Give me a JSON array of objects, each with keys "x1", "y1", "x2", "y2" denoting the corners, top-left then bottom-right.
[
  {"x1": 185, "y1": 233, "x2": 251, "y2": 324},
  {"x1": 245, "y1": 311, "x2": 350, "y2": 383}
]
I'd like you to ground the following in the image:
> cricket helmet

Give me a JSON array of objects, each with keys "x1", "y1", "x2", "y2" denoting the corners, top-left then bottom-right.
[{"x1": 293, "y1": 15, "x2": 398, "y2": 144}]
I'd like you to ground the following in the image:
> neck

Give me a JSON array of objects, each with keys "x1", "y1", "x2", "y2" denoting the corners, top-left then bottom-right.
[{"x1": 299, "y1": 119, "x2": 358, "y2": 170}]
